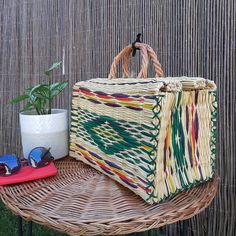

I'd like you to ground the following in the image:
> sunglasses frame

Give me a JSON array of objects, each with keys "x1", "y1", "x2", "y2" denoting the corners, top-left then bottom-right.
[{"x1": 0, "y1": 147, "x2": 54, "y2": 177}]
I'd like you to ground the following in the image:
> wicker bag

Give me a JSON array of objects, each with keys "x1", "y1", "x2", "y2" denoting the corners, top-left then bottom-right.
[{"x1": 70, "y1": 43, "x2": 217, "y2": 204}]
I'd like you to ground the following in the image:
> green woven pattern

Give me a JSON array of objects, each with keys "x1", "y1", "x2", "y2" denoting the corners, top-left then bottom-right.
[
  {"x1": 71, "y1": 108, "x2": 156, "y2": 169},
  {"x1": 209, "y1": 90, "x2": 217, "y2": 172}
]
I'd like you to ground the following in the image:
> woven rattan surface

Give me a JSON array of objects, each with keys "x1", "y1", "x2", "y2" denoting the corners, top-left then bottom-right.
[{"x1": 0, "y1": 157, "x2": 219, "y2": 236}]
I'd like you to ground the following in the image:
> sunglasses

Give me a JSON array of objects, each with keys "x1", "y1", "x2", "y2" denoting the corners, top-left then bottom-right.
[{"x1": 0, "y1": 147, "x2": 54, "y2": 176}]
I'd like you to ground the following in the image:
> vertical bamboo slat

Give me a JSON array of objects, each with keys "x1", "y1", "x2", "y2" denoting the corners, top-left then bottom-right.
[{"x1": 0, "y1": 0, "x2": 235, "y2": 235}]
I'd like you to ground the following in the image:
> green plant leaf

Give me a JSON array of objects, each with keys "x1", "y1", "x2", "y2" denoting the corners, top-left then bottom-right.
[
  {"x1": 30, "y1": 84, "x2": 50, "y2": 100},
  {"x1": 50, "y1": 81, "x2": 68, "y2": 97},
  {"x1": 11, "y1": 61, "x2": 65, "y2": 115},
  {"x1": 20, "y1": 102, "x2": 34, "y2": 112},
  {"x1": 34, "y1": 98, "x2": 43, "y2": 114},
  {"x1": 44, "y1": 61, "x2": 62, "y2": 76},
  {"x1": 24, "y1": 87, "x2": 34, "y2": 95},
  {"x1": 25, "y1": 86, "x2": 38, "y2": 103},
  {"x1": 10, "y1": 94, "x2": 29, "y2": 104},
  {"x1": 26, "y1": 85, "x2": 48, "y2": 115}
]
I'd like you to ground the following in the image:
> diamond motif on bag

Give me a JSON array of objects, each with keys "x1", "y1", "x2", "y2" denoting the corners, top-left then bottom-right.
[{"x1": 82, "y1": 115, "x2": 140, "y2": 155}]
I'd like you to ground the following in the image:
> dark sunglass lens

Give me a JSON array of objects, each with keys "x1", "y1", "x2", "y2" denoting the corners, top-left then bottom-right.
[
  {"x1": 0, "y1": 154, "x2": 21, "y2": 176},
  {"x1": 0, "y1": 165, "x2": 6, "y2": 176},
  {"x1": 28, "y1": 147, "x2": 53, "y2": 168},
  {"x1": 11, "y1": 165, "x2": 21, "y2": 175}
]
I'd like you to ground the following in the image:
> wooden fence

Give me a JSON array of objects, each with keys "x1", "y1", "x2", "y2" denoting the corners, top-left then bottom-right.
[{"x1": 0, "y1": 0, "x2": 235, "y2": 235}]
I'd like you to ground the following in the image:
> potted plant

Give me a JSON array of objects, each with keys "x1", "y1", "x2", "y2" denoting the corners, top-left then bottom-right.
[{"x1": 11, "y1": 61, "x2": 69, "y2": 160}]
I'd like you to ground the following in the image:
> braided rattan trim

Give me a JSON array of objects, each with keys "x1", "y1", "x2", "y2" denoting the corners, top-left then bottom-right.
[{"x1": 0, "y1": 158, "x2": 219, "y2": 236}]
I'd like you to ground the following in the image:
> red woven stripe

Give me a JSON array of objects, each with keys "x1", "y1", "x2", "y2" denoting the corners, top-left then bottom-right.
[
  {"x1": 115, "y1": 97, "x2": 134, "y2": 101},
  {"x1": 80, "y1": 150, "x2": 151, "y2": 193},
  {"x1": 74, "y1": 89, "x2": 142, "y2": 102},
  {"x1": 79, "y1": 89, "x2": 94, "y2": 96},
  {"x1": 83, "y1": 152, "x2": 95, "y2": 162},
  {"x1": 113, "y1": 170, "x2": 135, "y2": 183},
  {"x1": 96, "y1": 94, "x2": 113, "y2": 99},
  {"x1": 138, "y1": 184, "x2": 152, "y2": 193}
]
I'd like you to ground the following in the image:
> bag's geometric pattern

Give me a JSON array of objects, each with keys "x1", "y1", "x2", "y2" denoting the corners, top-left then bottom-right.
[{"x1": 70, "y1": 79, "x2": 217, "y2": 204}]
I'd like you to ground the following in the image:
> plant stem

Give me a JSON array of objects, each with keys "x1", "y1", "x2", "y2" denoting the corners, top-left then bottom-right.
[
  {"x1": 34, "y1": 105, "x2": 41, "y2": 115},
  {"x1": 48, "y1": 73, "x2": 52, "y2": 114}
]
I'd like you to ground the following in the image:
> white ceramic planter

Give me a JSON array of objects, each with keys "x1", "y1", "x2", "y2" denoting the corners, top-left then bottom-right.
[{"x1": 19, "y1": 109, "x2": 68, "y2": 160}]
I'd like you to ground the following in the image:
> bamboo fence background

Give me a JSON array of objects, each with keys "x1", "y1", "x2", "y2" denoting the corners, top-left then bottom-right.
[{"x1": 0, "y1": 0, "x2": 235, "y2": 235}]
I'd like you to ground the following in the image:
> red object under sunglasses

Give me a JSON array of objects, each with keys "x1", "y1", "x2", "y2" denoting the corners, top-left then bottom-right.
[{"x1": 0, "y1": 147, "x2": 57, "y2": 185}]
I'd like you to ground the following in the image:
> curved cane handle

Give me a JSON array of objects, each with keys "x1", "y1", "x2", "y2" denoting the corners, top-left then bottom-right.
[
  {"x1": 108, "y1": 43, "x2": 149, "y2": 79},
  {"x1": 123, "y1": 43, "x2": 163, "y2": 78}
]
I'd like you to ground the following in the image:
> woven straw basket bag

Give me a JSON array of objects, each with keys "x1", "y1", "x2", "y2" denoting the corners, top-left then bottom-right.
[{"x1": 70, "y1": 43, "x2": 217, "y2": 204}]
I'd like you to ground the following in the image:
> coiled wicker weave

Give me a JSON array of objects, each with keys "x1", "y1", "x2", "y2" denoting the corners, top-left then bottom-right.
[{"x1": 0, "y1": 158, "x2": 218, "y2": 236}]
